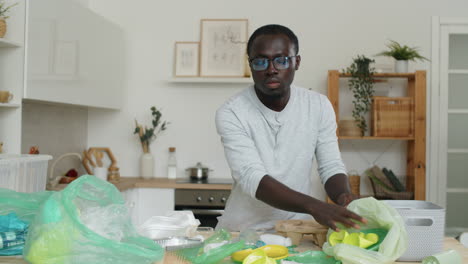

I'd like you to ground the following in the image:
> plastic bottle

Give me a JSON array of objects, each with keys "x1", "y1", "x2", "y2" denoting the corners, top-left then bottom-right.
[
  {"x1": 167, "y1": 147, "x2": 177, "y2": 179},
  {"x1": 0, "y1": 231, "x2": 26, "y2": 249}
]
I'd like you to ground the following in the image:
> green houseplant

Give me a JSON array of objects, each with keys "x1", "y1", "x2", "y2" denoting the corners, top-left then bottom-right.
[
  {"x1": 343, "y1": 55, "x2": 376, "y2": 136},
  {"x1": 376, "y1": 40, "x2": 429, "y2": 73},
  {"x1": 134, "y1": 106, "x2": 169, "y2": 178},
  {"x1": 0, "y1": 1, "x2": 18, "y2": 38}
]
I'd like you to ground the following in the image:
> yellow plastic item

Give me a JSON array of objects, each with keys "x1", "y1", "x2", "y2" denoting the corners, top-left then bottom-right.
[
  {"x1": 231, "y1": 245, "x2": 288, "y2": 262},
  {"x1": 328, "y1": 230, "x2": 349, "y2": 246},
  {"x1": 242, "y1": 249, "x2": 276, "y2": 264},
  {"x1": 329, "y1": 231, "x2": 379, "y2": 249}
]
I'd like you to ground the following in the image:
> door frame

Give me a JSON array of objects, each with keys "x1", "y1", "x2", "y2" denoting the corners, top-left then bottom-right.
[{"x1": 430, "y1": 17, "x2": 468, "y2": 206}]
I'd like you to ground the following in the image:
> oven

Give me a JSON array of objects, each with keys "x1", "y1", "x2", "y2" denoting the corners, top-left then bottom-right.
[{"x1": 174, "y1": 188, "x2": 231, "y2": 228}]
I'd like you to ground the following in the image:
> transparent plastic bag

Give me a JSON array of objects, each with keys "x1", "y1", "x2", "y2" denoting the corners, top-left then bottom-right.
[
  {"x1": 322, "y1": 197, "x2": 407, "y2": 264},
  {"x1": 23, "y1": 175, "x2": 164, "y2": 264},
  {"x1": 202, "y1": 228, "x2": 232, "y2": 252},
  {"x1": 138, "y1": 211, "x2": 200, "y2": 239},
  {"x1": 0, "y1": 188, "x2": 52, "y2": 222}
]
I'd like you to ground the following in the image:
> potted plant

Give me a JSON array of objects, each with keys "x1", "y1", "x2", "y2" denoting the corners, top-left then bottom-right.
[
  {"x1": 343, "y1": 55, "x2": 376, "y2": 136},
  {"x1": 376, "y1": 40, "x2": 429, "y2": 73},
  {"x1": 134, "y1": 106, "x2": 169, "y2": 178},
  {"x1": 0, "y1": 1, "x2": 18, "y2": 38}
]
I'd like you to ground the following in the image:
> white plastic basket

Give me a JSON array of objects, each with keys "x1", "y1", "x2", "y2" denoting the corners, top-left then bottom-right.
[
  {"x1": 384, "y1": 200, "x2": 445, "y2": 262},
  {"x1": 0, "y1": 154, "x2": 53, "y2": 193}
]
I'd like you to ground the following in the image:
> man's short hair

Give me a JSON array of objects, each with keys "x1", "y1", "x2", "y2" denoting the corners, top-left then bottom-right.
[{"x1": 247, "y1": 24, "x2": 299, "y2": 57}]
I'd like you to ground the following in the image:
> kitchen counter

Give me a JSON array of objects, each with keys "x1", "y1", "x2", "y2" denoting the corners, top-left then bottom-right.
[
  {"x1": 50, "y1": 177, "x2": 233, "y2": 192},
  {"x1": 114, "y1": 177, "x2": 232, "y2": 191},
  {"x1": 2, "y1": 237, "x2": 466, "y2": 263}
]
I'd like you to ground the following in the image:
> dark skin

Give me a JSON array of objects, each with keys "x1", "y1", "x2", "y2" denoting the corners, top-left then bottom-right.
[{"x1": 249, "y1": 34, "x2": 366, "y2": 231}]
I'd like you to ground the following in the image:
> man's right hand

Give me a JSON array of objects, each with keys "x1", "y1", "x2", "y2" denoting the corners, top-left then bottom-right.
[{"x1": 308, "y1": 200, "x2": 367, "y2": 231}]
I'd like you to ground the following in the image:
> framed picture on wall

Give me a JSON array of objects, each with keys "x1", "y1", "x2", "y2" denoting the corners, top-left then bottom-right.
[
  {"x1": 200, "y1": 19, "x2": 248, "y2": 77},
  {"x1": 174, "y1": 42, "x2": 200, "y2": 77}
]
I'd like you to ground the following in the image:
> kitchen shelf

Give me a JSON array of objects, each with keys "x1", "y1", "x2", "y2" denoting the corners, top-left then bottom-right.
[
  {"x1": 0, "y1": 103, "x2": 21, "y2": 108},
  {"x1": 328, "y1": 70, "x2": 427, "y2": 200},
  {"x1": 0, "y1": 38, "x2": 22, "y2": 48},
  {"x1": 167, "y1": 77, "x2": 252, "y2": 84},
  {"x1": 339, "y1": 136, "x2": 415, "y2": 140}
]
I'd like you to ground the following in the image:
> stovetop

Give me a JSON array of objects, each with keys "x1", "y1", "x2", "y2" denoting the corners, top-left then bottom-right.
[{"x1": 175, "y1": 178, "x2": 233, "y2": 185}]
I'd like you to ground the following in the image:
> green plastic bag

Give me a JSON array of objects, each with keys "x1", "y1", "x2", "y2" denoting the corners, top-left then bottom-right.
[
  {"x1": 0, "y1": 188, "x2": 52, "y2": 222},
  {"x1": 191, "y1": 240, "x2": 245, "y2": 264},
  {"x1": 23, "y1": 175, "x2": 164, "y2": 264},
  {"x1": 322, "y1": 197, "x2": 407, "y2": 264},
  {"x1": 285, "y1": 250, "x2": 341, "y2": 264}
]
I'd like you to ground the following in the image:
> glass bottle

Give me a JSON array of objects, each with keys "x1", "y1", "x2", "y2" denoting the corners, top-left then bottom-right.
[{"x1": 167, "y1": 147, "x2": 177, "y2": 179}]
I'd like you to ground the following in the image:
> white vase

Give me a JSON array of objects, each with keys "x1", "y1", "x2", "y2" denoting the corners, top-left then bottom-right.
[
  {"x1": 140, "y1": 152, "x2": 154, "y2": 179},
  {"x1": 395, "y1": 60, "x2": 409, "y2": 73}
]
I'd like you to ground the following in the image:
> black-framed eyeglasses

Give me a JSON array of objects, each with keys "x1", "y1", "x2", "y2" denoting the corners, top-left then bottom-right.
[{"x1": 249, "y1": 56, "x2": 298, "y2": 71}]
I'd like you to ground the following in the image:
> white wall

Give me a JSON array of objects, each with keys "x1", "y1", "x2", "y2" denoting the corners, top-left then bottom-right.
[
  {"x1": 22, "y1": 102, "x2": 88, "y2": 179},
  {"x1": 86, "y1": 0, "x2": 468, "y2": 199}
]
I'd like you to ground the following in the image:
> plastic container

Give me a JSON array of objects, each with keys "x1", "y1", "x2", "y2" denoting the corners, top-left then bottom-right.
[
  {"x1": 154, "y1": 236, "x2": 203, "y2": 264},
  {"x1": 384, "y1": 200, "x2": 445, "y2": 261},
  {"x1": 0, "y1": 154, "x2": 52, "y2": 193}
]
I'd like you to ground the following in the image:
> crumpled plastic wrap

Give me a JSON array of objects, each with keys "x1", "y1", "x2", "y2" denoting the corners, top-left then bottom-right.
[{"x1": 138, "y1": 211, "x2": 201, "y2": 239}]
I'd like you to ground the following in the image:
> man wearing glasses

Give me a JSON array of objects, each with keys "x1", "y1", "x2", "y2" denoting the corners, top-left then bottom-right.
[{"x1": 215, "y1": 24, "x2": 366, "y2": 231}]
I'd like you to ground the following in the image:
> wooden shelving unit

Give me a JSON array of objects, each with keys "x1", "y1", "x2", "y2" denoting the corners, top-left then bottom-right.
[{"x1": 327, "y1": 70, "x2": 427, "y2": 200}]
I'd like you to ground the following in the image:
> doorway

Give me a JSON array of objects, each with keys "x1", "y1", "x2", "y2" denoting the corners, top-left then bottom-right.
[{"x1": 431, "y1": 17, "x2": 468, "y2": 236}]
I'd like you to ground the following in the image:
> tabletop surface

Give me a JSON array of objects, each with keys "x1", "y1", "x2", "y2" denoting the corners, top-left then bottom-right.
[{"x1": 1, "y1": 236, "x2": 466, "y2": 264}]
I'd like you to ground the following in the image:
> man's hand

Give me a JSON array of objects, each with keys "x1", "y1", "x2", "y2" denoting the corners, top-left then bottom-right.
[
  {"x1": 308, "y1": 200, "x2": 367, "y2": 231},
  {"x1": 256, "y1": 175, "x2": 366, "y2": 231},
  {"x1": 336, "y1": 193, "x2": 360, "y2": 207}
]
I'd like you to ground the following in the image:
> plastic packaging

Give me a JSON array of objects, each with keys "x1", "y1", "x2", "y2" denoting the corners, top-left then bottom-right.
[
  {"x1": 0, "y1": 231, "x2": 26, "y2": 250},
  {"x1": 23, "y1": 175, "x2": 164, "y2": 264},
  {"x1": 260, "y1": 233, "x2": 292, "y2": 247},
  {"x1": 422, "y1": 249, "x2": 462, "y2": 264},
  {"x1": 138, "y1": 211, "x2": 200, "y2": 239},
  {"x1": 322, "y1": 197, "x2": 407, "y2": 264},
  {"x1": 0, "y1": 213, "x2": 29, "y2": 255},
  {"x1": 0, "y1": 188, "x2": 52, "y2": 222},
  {"x1": 284, "y1": 250, "x2": 340, "y2": 264},
  {"x1": 231, "y1": 245, "x2": 288, "y2": 262},
  {"x1": 0, "y1": 154, "x2": 52, "y2": 192},
  {"x1": 202, "y1": 228, "x2": 231, "y2": 253},
  {"x1": 191, "y1": 240, "x2": 245, "y2": 264},
  {"x1": 242, "y1": 248, "x2": 276, "y2": 264}
]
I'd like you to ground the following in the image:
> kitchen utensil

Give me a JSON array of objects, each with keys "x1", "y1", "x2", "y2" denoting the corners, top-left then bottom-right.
[{"x1": 186, "y1": 162, "x2": 212, "y2": 180}]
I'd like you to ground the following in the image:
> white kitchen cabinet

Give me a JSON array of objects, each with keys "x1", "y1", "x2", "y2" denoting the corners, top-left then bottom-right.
[
  {"x1": 25, "y1": 0, "x2": 124, "y2": 109},
  {"x1": 0, "y1": 0, "x2": 26, "y2": 154},
  {"x1": 122, "y1": 188, "x2": 175, "y2": 227}
]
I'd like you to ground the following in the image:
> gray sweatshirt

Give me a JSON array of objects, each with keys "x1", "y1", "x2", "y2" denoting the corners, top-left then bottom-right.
[{"x1": 215, "y1": 85, "x2": 346, "y2": 231}]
